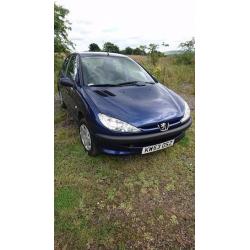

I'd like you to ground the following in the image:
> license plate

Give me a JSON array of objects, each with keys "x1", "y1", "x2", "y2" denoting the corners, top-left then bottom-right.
[{"x1": 142, "y1": 139, "x2": 175, "y2": 154}]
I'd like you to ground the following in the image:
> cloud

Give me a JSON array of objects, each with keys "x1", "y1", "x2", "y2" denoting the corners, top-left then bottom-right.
[
  {"x1": 72, "y1": 37, "x2": 83, "y2": 42},
  {"x1": 75, "y1": 20, "x2": 92, "y2": 25},
  {"x1": 58, "y1": 0, "x2": 194, "y2": 52},
  {"x1": 102, "y1": 27, "x2": 119, "y2": 33}
]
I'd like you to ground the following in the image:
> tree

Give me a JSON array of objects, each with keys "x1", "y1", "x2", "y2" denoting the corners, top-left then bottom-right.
[
  {"x1": 162, "y1": 42, "x2": 169, "y2": 48},
  {"x1": 54, "y1": 3, "x2": 74, "y2": 53},
  {"x1": 176, "y1": 38, "x2": 195, "y2": 65},
  {"x1": 119, "y1": 50, "x2": 126, "y2": 55},
  {"x1": 162, "y1": 42, "x2": 169, "y2": 55},
  {"x1": 124, "y1": 47, "x2": 133, "y2": 55},
  {"x1": 179, "y1": 38, "x2": 195, "y2": 52},
  {"x1": 133, "y1": 47, "x2": 144, "y2": 55},
  {"x1": 148, "y1": 43, "x2": 159, "y2": 53},
  {"x1": 103, "y1": 42, "x2": 120, "y2": 53},
  {"x1": 147, "y1": 43, "x2": 160, "y2": 65},
  {"x1": 139, "y1": 45, "x2": 147, "y2": 55},
  {"x1": 89, "y1": 43, "x2": 101, "y2": 52}
]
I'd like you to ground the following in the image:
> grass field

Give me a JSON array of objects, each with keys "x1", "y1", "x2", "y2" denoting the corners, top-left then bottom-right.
[{"x1": 54, "y1": 54, "x2": 195, "y2": 249}]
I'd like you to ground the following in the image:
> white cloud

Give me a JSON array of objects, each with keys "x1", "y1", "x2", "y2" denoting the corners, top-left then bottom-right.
[{"x1": 57, "y1": 0, "x2": 194, "y2": 52}]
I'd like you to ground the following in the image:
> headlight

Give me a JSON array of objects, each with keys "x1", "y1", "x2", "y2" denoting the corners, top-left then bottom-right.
[
  {"x1": 98, "y1": 113, "x2": 140, "y2": 133},
  {"x1": 181, "y1": 101, "x2": 190, "y2": 123}
]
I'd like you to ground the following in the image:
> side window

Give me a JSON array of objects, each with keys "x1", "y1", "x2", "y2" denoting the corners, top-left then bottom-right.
[
  {"x1": 75, "y1": 56, "x2": 80, "y2": 85},
  {"x1": 62, "y1": 56, "x2": 70, "y2": 75},
  {"x1": 66, "y1": 55, "x2": 77, "y2": 81}
]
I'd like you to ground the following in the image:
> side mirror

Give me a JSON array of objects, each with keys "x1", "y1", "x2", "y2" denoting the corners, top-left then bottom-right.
[{"x1": 60, "y1": 77, "x2": 74, "y2": 87}]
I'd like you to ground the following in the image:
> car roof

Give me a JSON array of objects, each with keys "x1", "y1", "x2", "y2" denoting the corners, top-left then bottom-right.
[{"x1": 76, "y1": 52, "x2": 128, "y2": 58}]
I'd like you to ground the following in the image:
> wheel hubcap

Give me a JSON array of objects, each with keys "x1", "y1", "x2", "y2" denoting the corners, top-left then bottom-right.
[{"x1": 80, "y1": 124, "x2": 91, "y2": 151}]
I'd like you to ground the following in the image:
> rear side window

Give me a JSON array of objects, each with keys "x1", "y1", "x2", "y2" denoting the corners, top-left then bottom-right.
[{"x1": 66, "y1": 55, "x2": 77, "y2": 81}]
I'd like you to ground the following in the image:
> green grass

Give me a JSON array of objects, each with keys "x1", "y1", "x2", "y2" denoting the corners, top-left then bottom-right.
[
  {"x1": 54, "y1": 54, "x2": 195, "y2": 249},
  {"x1": 131, "y1": 55, "x2": 195, "y2": 95}
]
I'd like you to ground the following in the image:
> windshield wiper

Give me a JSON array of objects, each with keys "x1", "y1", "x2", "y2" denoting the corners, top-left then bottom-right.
[
  {"x1": 88, "y1": 81, "x2": 156, "y2": 87},
  {"x1": 87, "y1": 83, "x2": 117, "y2": 87},
  {"x1": 116, "y1": 81, "x2": 156, "y2": 86},
  {"x1": 116, "y1": 81, "x2": 141, "y2": 86},
  {"x1": 116, "y1": 81, "x2": 155, "y2": 86},
  {"x1": 143, "y1": 81, "x2": 156, "y2": 84}
]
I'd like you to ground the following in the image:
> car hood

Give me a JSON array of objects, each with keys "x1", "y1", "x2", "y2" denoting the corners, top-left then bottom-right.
[{"x1": 85, "y1": 83, "x2": 185, "y2": 127}]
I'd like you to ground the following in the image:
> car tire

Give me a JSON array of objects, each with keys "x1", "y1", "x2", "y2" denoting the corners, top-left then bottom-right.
[
  {"x1": 79, "y1": 119, "x2": 98, "y2": 156},
  {"x1": 58, "y1": 90, "x2": 66, "y2": 109}
]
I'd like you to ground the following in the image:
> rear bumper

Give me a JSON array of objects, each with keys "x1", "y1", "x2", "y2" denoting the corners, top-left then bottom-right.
[{"x1": 94, "y1": 118, "x2": 192, "y2": 155}]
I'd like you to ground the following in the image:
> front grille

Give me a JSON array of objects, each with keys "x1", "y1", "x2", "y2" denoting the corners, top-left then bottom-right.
[{"x1": 139, "y1": 117, "x2": 182, "y2": 131}]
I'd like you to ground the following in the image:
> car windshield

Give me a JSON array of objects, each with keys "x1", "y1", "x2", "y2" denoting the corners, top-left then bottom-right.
[{"x1": 80, "y1": 56, "x2": 155, "y2": 86}]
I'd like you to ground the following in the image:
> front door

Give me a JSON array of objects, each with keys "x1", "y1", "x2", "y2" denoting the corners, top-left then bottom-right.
[{"x1": 64, "y1": 54, "x2": 78, "y2": 116}]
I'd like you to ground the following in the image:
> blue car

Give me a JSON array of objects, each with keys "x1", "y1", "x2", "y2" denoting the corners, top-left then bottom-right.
[{"x1": 58, "y1": 52, "x2": 192, "y2": 156}]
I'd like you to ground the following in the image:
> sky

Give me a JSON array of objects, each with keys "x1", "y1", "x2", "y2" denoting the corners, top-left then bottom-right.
[{"x1": 56, "y1": 0, "x2": 194, "y2": 52}]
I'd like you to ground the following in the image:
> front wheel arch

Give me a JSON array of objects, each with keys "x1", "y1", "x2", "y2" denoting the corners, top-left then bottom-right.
[
  {"x1": 79, "y1": 118, "x2": 99, "y2": 156},
  {"x1": 78, "y1": 111, "x2": 84, "y2": 123}
]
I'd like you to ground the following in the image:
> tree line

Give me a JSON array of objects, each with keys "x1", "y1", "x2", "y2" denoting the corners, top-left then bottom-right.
[{"x1": 88, "y1": 42, "x2": 170, "y2": 56}]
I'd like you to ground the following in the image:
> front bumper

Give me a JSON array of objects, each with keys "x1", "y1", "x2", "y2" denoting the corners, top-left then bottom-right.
[{"x1": 95, "y1": 118, "x2": 192, "y2": 155}]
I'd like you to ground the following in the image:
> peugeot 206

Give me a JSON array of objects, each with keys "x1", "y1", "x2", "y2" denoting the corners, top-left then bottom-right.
[{"x1": 58, "y1": 52, "x2": 192, "y2": 156}]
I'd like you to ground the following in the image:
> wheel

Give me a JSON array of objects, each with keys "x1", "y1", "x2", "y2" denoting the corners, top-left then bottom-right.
[
  {"x1": 58, "y1": 90, "x2": 66, "y2": 109},
  {"x1": 79, "y1": 119, "x2": 98, "y2": 156}
]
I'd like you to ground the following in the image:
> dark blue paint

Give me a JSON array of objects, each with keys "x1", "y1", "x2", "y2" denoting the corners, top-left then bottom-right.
[{"x1": 58, "y1": 52, "x2": 191, "y2": 155}]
